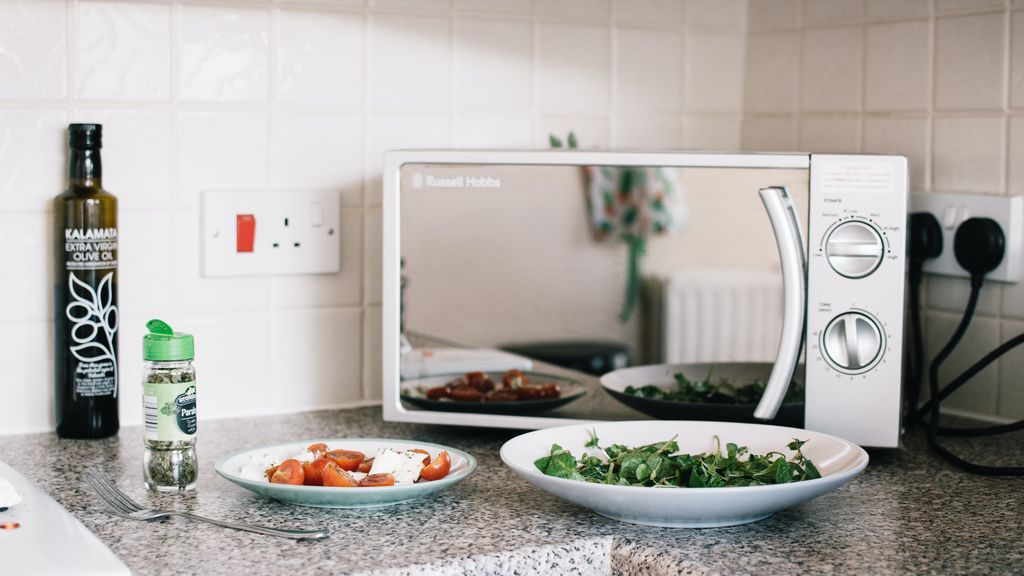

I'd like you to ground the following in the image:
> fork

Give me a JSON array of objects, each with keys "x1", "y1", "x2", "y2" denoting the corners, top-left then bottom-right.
[{"x1": 85, "y1": 473, "x2": 330, "y2": 540}]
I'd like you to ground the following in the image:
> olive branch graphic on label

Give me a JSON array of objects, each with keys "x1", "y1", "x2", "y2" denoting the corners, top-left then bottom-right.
[{"x1": 66, "y1": 272, "x2": 119, "y2": 397}]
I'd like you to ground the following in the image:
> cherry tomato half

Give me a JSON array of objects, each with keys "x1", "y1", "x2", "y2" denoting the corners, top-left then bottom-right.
[
  {"x1": 358, "y1": 473, "x2": 396, "y2": 487},
  {"x1": 302, "y1": 458, "x2": 332, "y2": 486},
  {"x1": 326, "y1": 449, "x2": 365, "y2": 471},
  {"x1": 418, "y1": 450, "x2": 451, "y2": 482},
  {"x1": 306, "y1": 443, "x2": 330, "y2": 458},
  {"x1": 265, "y1": 465, "x2": 279, "y2": 481},
  {"x1": 322, "y1": 462, "x2": 359, "y2": 487},
  {"x1": 357, "y1": 458, "x2": 374, "y2": 474},
  {"x1": 270, "y1": 459, "x2": 304, "y2": 485},
  {"x1": 411, "y1": 449, "x2": 431, "y2": 466}
]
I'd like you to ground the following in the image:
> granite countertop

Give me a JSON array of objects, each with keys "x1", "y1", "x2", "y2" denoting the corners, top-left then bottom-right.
[{"x1": 1, "y1": 406, "x2": 1022, "y2": 575}]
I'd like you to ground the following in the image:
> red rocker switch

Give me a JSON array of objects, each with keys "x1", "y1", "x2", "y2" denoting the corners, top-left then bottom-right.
[{"x1": 236, "y1": 214, "x2": 256, "y2": 253}]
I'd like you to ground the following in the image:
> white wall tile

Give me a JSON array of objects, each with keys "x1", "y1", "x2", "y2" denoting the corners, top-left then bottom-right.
[
  {"x1": 1011, "y1": 116, "x2": 1024, "y2": 195},
  {"x1": 998, "y1": 319, "x2": 1024, "y2": 420},
  {"x1": 271, "y1": 112, "x2": 363, "y2": 206},
  {"x1": 0, "y1": 322, "x2": 54, "y2": 433},
  {"x1": 613, "y1": 0, "x2": 685, "y2": 27},
  {"x1": 927, "y1": 275, "x2": 1001, "y2": 317},
  {"x1": 453, "y1": 113, "x2": 534, "y2": 147},
  {"x1": 273, "y1": 210, "x2": 363, "y2": 309},
  {"x1": 686, "y1": 33, "x2": 744, "y2": 113},
  {"x1": 371, "y1": 0, "x2": 450, "y2": 10},
  {"x1": 276, "y1": 9, "x2": 363, "y2": 107},
  {"x1": 0, "y1": 109, "x2": 68, "y2": 212},
  {"x1": 1002, "y1": 257, "x2": 1024, "y2": 319},
  {"x1": 77, "y1": 2, "x2": 171, "y2": 101},
  {"x1": 741, "y1": 115, "x2": 798, "y2": 151},
  {"x1": 612, "y1": 115, "x2": 682, "y2": 148},
  {"x1": 0, "y1": 0, "x2": 66, "y2": 100},
  {"x1": 176, "y1": 111, "x2": 270, "y2": 209},
  {"x1": 370, "y1": 14, "x2": 451, "y2": 109},
  {"x1": 364, "y1": 209, "x2": 382, "y2": 305},
  {"x1": 932, "y1": 116, "x2": 1005, "y2": 192},
  {"x1": 935, "y1": 12, "x2": 1006, "y2": 111},
  {"x1": 536, "y1": 0, "x2": 611, "y2": 20},
  {"x1": 747, "y1": 0, "x2": 801, "y2": 32},
  {"x1": 183, "y1": 315, "x2": 273, "y2": 420},
  {"x1": 0, "y1": 214, "x2": 50, "y2": 324},
  {"x1": 537, "y1": 115, "x2": 611, "y2": 148},
  {"x1": 77, "y1": 109, "x2": 172, "y2": 211},
  {"x1": 863, "y1": 116, "x2": 929, "y2": 190},
  {"x1": 454, "y1": 18, "x2": 532, "y2": 108},
  {"x1": 1012, "y1": 12, "x2": 1024, "y2": 109},
  {"x1": 686, "y1": 0, "x2": 746, "y2": 32},
  {"x1": 865, "y1": 20, "x2": 930, "y2": 112},
  {"x1": 744, "y1": 33, "x2": 799, "y2": 114},
  {"x1": 798, "y1": 115, "x2": 860, "y2": 152},
  {"x1": 179, "y1": 5, "x2": 270, "y2": 103},
  {"x1": 924, "y1": 311, "x2": 1000, "y2": 416},
  {"x1": 365, "y1": 113, "x2": 451, "y2": 205},
  {"x1": 271, "y1": 308, "x2": 363, "y2": 410},
  {"x1": 170, "y1": 211, "x2": 272, "y2": 316},
  {"x1": 683, "y1": 115, "x2": 741, "y2": 149},
  {"x1": 865, "y1": 0, "x2": 931, "y2": 20},
  {"x1": 616, "y1": 28, "x2": 682, "y2": 112},
  {"x1": 363, "y1": 305, "x2": 382, "y2": 401},
  {"x1": 118, "y1": 213, "x2": 174, "y2": 320},
  {"x1": 537, "y1": 23, "x2": 610, "y2": 112},
  {"x1": 935, "y1": 0, "x2": 1004, "y2": 14},
  {"x1": 803, "y1": 0, "x2": 864, "y2": 25},
  {"x1": 455, "y1": 0, "x2": 532, "y2": 14},
  {"x1": 802, "y1": 26, "x2": 862, "y2": 113}
]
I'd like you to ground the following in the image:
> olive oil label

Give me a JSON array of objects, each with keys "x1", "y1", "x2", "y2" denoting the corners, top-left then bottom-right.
[
  {"x1": 65, "y1": 270, "x2": 119, "y2": 399},
  {"x1": 64, "y1": 227, "x2": 118, "y2": 270},
  {"x1": 143, "y1": 383, "x2": 197, "y2": 441}
]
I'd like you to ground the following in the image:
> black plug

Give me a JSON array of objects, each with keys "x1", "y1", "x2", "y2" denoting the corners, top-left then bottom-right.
[
  {"x1": 953, "y1": 217, "x2": 1005, "y2": 287},
  {"x1": 908, "y1": 212, "x2": 943, "y2": 286}
]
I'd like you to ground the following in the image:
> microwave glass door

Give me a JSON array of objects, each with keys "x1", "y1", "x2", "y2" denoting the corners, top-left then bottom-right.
[{"x1": 395, "y1": 158, "x2": 809, "y2": 425}]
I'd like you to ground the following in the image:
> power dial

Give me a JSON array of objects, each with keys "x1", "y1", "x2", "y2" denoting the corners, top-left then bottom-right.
[
  {"x1": 824, "y1": 221, "x2": 884, "y2": 278},
  {"x1": 821, "y1": 311, "x2": 885, "y2": 375}
]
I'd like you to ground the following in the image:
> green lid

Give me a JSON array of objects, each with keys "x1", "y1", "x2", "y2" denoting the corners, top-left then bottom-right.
[{"x1": 143, "y1": 319, "x2": 194, "y2": 361}]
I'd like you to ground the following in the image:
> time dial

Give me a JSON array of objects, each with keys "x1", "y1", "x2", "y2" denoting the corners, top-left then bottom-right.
[{"x1": 821, "y1": 311, "x2": 886, "y2": 375}]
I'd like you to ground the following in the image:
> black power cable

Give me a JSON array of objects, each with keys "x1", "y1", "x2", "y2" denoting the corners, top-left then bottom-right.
[
  {"x1": 924, "y1": 217, "x2": 1024, "y2": 476},
  {"x1": 905, "y1": 213, "x2": 942, "y2": 426}
]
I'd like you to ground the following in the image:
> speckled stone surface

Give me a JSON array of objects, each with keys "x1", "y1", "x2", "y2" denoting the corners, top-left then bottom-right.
[{"x1": 1, "y1": 407, "x2": 1022, "y2": 575}]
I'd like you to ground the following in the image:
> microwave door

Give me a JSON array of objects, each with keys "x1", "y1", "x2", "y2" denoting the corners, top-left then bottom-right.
[{"x1": 754, "y1": 187, "x2": 807, "y2": 420}]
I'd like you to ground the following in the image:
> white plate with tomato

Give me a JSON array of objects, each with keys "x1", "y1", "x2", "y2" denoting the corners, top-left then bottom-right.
[{"x1": 215, "y1": 439, "x2": 477, "y2": 508}]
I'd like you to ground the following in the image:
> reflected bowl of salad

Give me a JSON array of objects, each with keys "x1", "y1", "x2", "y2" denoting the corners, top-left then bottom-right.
[{"x1": 600, "y1": 362, "x2": 804, "y2": 426}]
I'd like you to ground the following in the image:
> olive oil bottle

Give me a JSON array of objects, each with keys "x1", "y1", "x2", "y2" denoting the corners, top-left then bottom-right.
[{"x1": 54, "y1": 124, "x2": 119, "y2": 439}]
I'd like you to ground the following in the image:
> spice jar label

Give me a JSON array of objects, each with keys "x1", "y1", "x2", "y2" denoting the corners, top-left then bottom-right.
[{"x1": 143, "y1": 382, "x2": 197, "y2": 441}]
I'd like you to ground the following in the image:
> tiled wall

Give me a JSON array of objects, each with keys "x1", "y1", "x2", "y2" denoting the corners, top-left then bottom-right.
[
  {"x1": 0, "y1": 0, "x2": 747, "y2": 434},
  {"x1": 741, "y1": 0, "x2": 1024, "y2": 421}
]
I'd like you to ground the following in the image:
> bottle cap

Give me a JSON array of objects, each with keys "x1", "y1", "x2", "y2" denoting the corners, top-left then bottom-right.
[
  {"x1": 69, "y1": 124, "x2": 102, "y2": 150},
  {"x1": 143, "y1": 319, "x2": 194, "y2": 361}
]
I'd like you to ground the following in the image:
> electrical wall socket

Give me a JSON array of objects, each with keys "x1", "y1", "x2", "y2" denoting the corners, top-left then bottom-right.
[
  {"x1": 910, "y1": 192, "x2": 1022, "y2": 283},
  {"x1": 201, "y1": 189, "x2": 341, "y2": 277}
]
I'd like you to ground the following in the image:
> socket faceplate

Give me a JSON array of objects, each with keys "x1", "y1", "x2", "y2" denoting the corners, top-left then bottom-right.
[
  {"x1": 910, "y1": 192, "x2": 1022, "y2": 283},
  {"x1": 201, "y1": 189, "x2": 341, "y2": 277}
]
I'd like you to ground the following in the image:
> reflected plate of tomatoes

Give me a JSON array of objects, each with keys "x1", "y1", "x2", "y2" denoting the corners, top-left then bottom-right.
[
  {"x1": 215, "y1": 438, "x2": 476, "y2": 509},
  {"x1": 400, "y1": 370, "x2": 588, "y2": 415}
]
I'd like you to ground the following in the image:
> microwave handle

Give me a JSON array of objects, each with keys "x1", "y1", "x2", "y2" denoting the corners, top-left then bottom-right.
[{"x1": 754, "y1": 186, "x2": 807, "y2": 420}]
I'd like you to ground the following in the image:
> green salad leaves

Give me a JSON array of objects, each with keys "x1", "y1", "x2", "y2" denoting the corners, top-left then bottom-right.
[
  {"x1": 534, "y1": 433, "x2": 821, "y2": 488},
  {"x1": 624, "y1": 367, "x2": 804, "y2": 405}
]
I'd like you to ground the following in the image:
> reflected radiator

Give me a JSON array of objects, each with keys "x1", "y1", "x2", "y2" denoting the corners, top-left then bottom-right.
[{"x1": 644, "y1": 269, "x2": 783, "y2": 364}]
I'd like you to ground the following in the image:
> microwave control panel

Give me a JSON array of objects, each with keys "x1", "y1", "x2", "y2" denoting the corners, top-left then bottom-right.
[{"x1": 805, "y1": 154, "x2": 908, "y2": 448}]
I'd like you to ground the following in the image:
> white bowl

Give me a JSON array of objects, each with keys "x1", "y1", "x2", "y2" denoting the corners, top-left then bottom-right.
[{"x1": 500, "y1": 420, "x2": 868, "y2": 528}]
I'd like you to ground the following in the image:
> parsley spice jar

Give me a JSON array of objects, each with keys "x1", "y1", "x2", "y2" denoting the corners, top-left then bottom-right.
[{"x1": 142, "y1": 319, "x2": 198, "y2": 492}]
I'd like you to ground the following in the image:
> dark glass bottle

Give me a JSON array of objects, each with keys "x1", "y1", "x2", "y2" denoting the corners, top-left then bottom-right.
[{"x1": 54, "y1": 124, "x2": 119, "y2": 439}]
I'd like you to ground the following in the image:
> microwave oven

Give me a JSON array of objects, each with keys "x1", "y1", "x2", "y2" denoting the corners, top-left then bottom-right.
[{"x1": 382, "y1": 150, "x2": 908, "y2": 448}]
